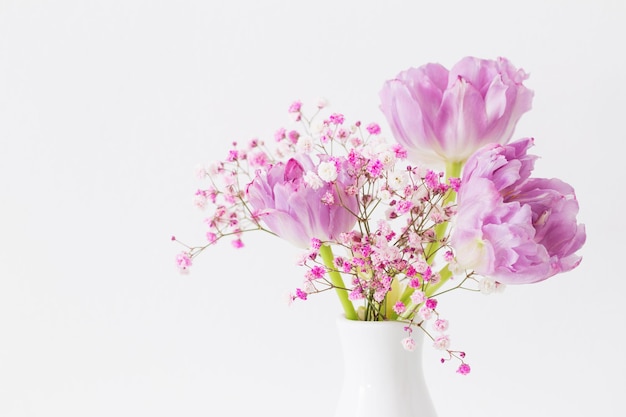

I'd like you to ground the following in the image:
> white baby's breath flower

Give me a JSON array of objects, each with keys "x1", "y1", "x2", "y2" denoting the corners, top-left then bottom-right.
[
  {"x1": 318, "y1": 161, "x2": 338, "y2": 182},
  {"x1": 284, "y1": 291, "x2": 295, "y2": 307},
  {"x1": 448, "y1": 259, "x2": 464, "y2": 276},
  {"x1": 410, "y1": 185, "x2": 428, "y2": 203},
  {"x1": 361, "y1": 138, "x2": 386, "y2": 159},
  {"x1": 302, "y1": 280, "x2": 316, "y2": 294},
  {"x1": 378, "y1": 150, "x2": 396, "y2": 169},
  {"x1": 429, "y1": 205, "x2": 445, "y2": 223},
  {"x1": 479, "y1": 277, "x2": 497, "y2": 294},
  {"x1": 207, "y1": 161, "x2": 220, "y2": 176},
  {"x1": 296, "y1": 136, "x2": 314, "y2": 153},
  {"x1": 310, "y1": 120, "x2": 325, "y2": 135},
  {"x1": 193, "y1": 194, "x2": 207, "y2": 209},
  {"x1": 276, "y1": 140, "x2": 294, "y2": 158},
  {"x1": 387, "y1": 170, "x2": 408, "y2": 191},
  {"x1": 195, "y1": 164, "x2": 208, "y2": 179},
  {"x1": 369, "y1": 135, "x2": 387, "y2": 148},
  {"x1": 433, "y1": 335, "x2": 450, "y2": 350},
  {"x1": 304, "y1": 171, "x2": 324, "y2": 189},
  {"x1": 295, "y1": 252, "x2": 309, "y2": 266}
]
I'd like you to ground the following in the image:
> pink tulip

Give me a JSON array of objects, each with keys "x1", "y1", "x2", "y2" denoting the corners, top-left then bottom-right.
[
  {"x1": 246, "y1": 155, "x2": 358, "y2": 249},
  {"x1": 379, "y1": 56, "x2": 534, "y2": 167},
  {"x1": 451, "y1": 138, "x2": 586, "y2": 284}
]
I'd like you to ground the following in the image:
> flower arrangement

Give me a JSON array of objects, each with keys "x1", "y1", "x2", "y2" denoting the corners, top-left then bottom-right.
[{"x1": 173, "y1": 56, "x2": 586, "y2": 375}]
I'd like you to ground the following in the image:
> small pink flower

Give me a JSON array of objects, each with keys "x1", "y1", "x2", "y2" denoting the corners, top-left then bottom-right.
[
  {"x1": 367, "y1": 159, "x2": 384, "y2": 177},
  {"x1": 336, "y1": 128, "x2": 349, "y2": 143},
  {"x1": 366, "y1": 123, "x2": 381, "y2": 135},
  {"x1": 288, "y1": 100, "x2": 302, "y2": 113},
  {"x1": 418, "y1": 305, "x2": 433, "y2": 321},
  {"x1": 410, "y1": 290, "x2": 426, "y2": 304},
  {"x1": 232, "y1": 238, "x2": 244, "y2": 249},
  {"x1": 393, "y1": 301, "x2": 406, "y2": 315},
  {"x1": 433, "y1": 319, "x2": 449, "y2": 332},
  {"x1": 175, "y1": 252, "x2": 192, "y2": 272},
  {"x1": 274, "y1": 127, "x2": 286, "y2": 141},
  {"x1": 401, "y1": 337, "x2": 416, "y2": 352},
  {"x1": 248, "y1": 151, "x2": 269, "y2": 168},
  {"x1": 348, "y1": 287, "x2": 364, "y2": 300},
  {"x1": 449, "y1": 177, "x2": 461, "y2": 192},
  {"x1": 373, "y1": 289, "x2": 387, "y2": 303},
  {"x1": 193, "y1": 190, "x2": 208, "y2": 209},
  {"x1": 227, "y1": 149, "x2": 239, "y2": 162},
  {"x1": 457, "y1": 363, "x2": 471, "y2": 375},
  {"x1": 395, "y1": 200, "x2": 413, "y2": 215},
  {"x1": 206, "y1": 232, "x2": 217, "y2": 243},
  {"x1": 424, "y1": 170, "x2": 441, "y2": 189},
  {"x1": 422, "y1": 266, "x2": 433, "y2": 282},
  {"x1": 433, "y1": 335, "x2": 450, "y2": 350},
  {"x1": 345, "y1": 185, "x2": 358, "y2": 196},
  {"x1": 406, "y1": 265, "x2": 417, "y2": 278},
  {"x1": 392, "y1": 144, "x2": 407, "y2": 159},
  {"x1": 310, "y1": 265, "x2": 326, "y2": 279},
  {"x1": 329, "y1": 113, "x2": 345, "y2": 125},
  {"x1": 321, "y1": 191, "x2": 335, "y2": 205},
  {"x1": 425, "y1": 298, "x2": 438, "y2": 309},
  {"x1": 295, "y1": 288, "x2": 308, "y2": 300},
  {"x1": 288, "y1": 130, "x2": 300, "y2": 144}
]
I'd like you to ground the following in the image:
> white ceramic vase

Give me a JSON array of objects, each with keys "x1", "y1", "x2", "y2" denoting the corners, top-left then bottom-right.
[{"x1": 334, "y1": 315, "x2": 438, "y2": 417}]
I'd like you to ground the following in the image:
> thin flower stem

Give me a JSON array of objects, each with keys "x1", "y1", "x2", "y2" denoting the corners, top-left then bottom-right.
[
  {"x1": 424, "y1": 265, "x2": 454, "y2": 297},
  {"x1": 319, "y1": 244, "x2": 358, "y2": 320},
  {"x1": 425, "y1": 161, "x2": 462, "y2": 257},
  {"x1": 392, "y1": 161, "x2": 463, "y2": 318},
  {"x1": 394, "y1": 265, "x2": 453, "y2": 320},
  {"x1": 424, "y1": 160, "x2": 462, "y2": 292}
]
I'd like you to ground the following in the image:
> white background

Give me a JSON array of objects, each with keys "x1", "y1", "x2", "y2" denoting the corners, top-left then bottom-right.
[{"x1": 1, "y1": 1, "x2": 625, "y2": 416}]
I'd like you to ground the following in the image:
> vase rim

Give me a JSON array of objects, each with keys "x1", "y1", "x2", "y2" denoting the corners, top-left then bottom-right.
[{"x1": 337, "y1": 314, "x2": 413, "y2": 327}]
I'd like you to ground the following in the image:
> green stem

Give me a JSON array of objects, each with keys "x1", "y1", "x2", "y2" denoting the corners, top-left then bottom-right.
[
  {"x1": 425, "y1": 264, "x2": 453, "y2": 298},
  {"x1": 391, "y1": 161, "x2": 464, "y2": 320},
  {"x1": 319, "y1": 244, "x2": 358, "y2": 320},
  {"x1": 425, "y1": 161, "x2": 462, "y2": 256}
]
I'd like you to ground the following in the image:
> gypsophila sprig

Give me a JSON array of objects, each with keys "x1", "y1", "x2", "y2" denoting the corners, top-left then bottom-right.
[
  {"x1": 174, "y1": 56, "x2": 586, "y2": 377},
  {"x1": 175, "y1": 101, "x2": 475, "y2": 373}
]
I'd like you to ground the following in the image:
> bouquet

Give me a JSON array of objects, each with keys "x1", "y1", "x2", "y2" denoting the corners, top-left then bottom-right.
[{"x1": 173, "y1": 56, "x2": 586, "y2": 375}]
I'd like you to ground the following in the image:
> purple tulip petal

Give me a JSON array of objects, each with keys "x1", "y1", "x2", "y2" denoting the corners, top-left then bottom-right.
[
  {"x1": 380, "y1": 56, "x2": 534, "y2": 168},
  {"x1": 452, "y1": 139, "x2": 586, "y2": 284},
  {"x1": 247, "y1": 155, "x2": 358, "y2": 248}
]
